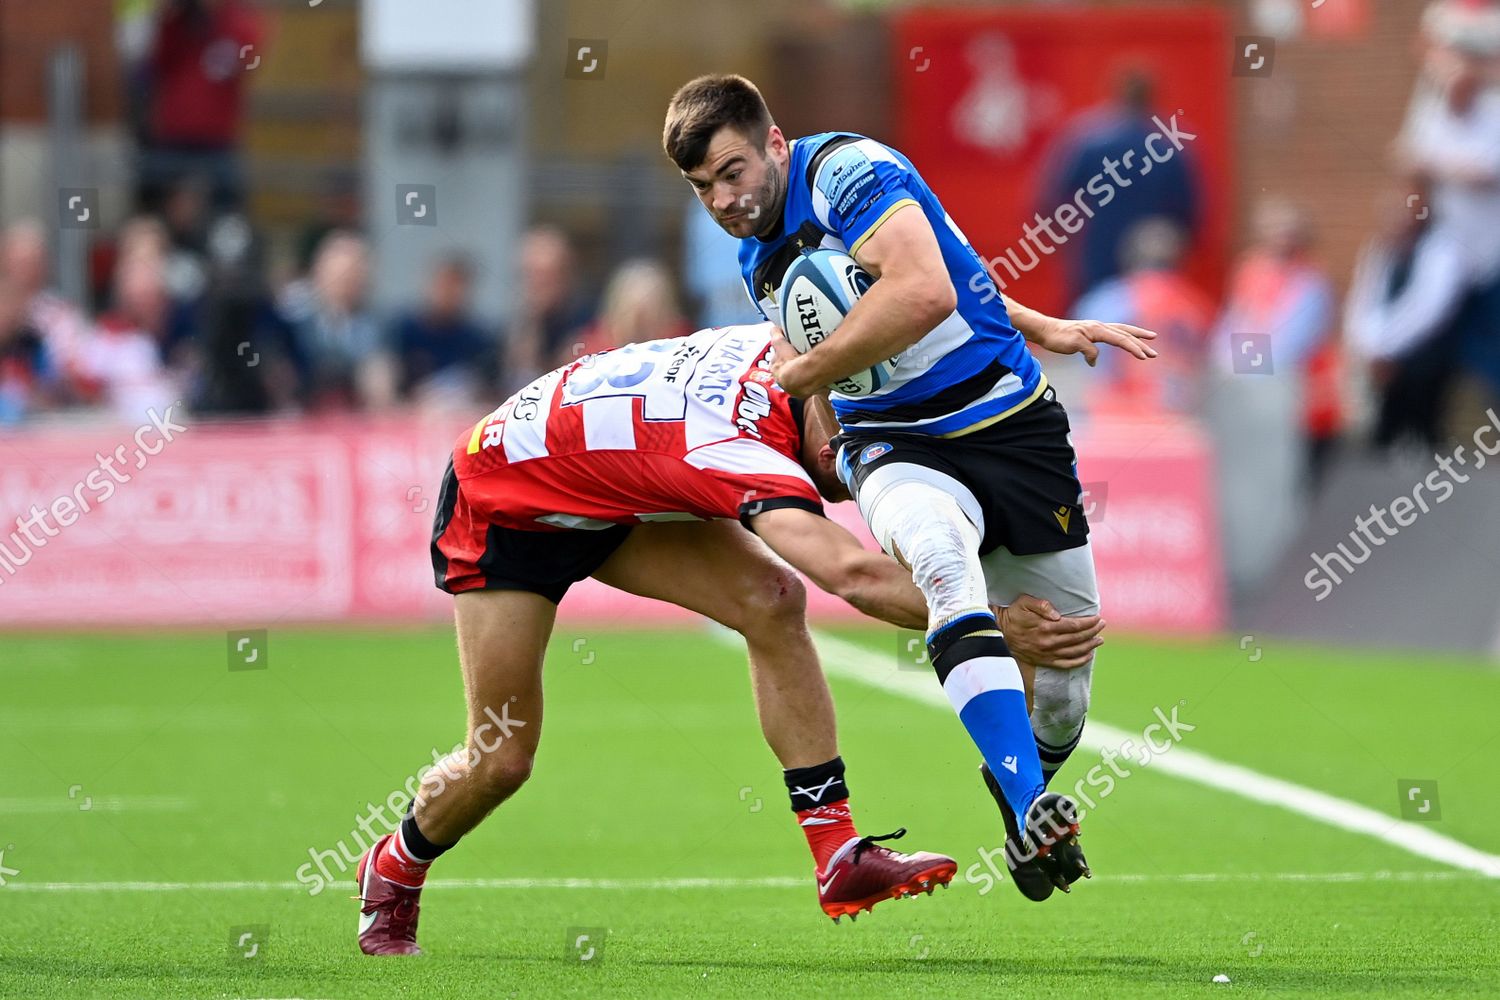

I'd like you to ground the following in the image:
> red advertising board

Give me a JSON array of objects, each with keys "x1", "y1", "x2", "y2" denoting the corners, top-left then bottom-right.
[
  {"x1": 0, "y1": 413, "x2": 1223, "y2": 633},
  {"x1": 890, "y1": 6, "x2": 1233, "y2": 317}
]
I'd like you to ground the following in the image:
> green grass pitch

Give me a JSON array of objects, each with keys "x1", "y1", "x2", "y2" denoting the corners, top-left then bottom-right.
[{"x1": 1, "y1": 626, "x2": 1497, "y2": 998}]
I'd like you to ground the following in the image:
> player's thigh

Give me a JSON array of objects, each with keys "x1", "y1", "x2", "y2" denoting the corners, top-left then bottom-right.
[
  {"x1": 981, "y1": 542, "x2": 1101, "y2": 617},
  {"x1": 453, "y1": 588, "x2": 556, "y2": 755},
  {"x1": 857, "y1": 467, "x2": 991, "y2": 623},
  {"x1": 590, "y1": 519, "x2": 806, "y2": 632},
  {"x1": 849, "y1": 455, "x2": 985, "y2": 564}
]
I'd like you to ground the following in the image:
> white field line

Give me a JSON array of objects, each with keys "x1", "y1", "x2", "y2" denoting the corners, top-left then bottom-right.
[
  {"x1": 0, "y1": 796, "x2": 190, "y2": 814},
  {"x1": 2, "y1": 871, "x2": 1484, "y2": 893},
  {"x1": 797, "y1": 629, "x2": 1500, "y2": 880}
]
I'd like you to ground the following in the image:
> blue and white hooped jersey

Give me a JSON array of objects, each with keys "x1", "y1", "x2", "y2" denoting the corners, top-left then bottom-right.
[{"x1": 738, "y1": 132, "x2": 1046, "y2": 438}]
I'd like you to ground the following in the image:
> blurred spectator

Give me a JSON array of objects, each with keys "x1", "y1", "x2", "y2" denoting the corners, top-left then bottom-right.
[
  {"x1": 1, "y1": 220, "x2": 95, "y2": 404},
  {"x1": 159, "y1": 175, "x2": 214, "y2": 302},
  {"x1": 1396, "y1": 1, "x2": 1500, "y2": 399},
  {"x1": 1347, "y1": 185, "x2": 1469, "y2": 450},
  {"x1": 682, "y1": 197, "x2": 761, "y2": 328},
  {"x1": 503, "y1": 226, "x2": 593, "y2": 390},
  {"x1": 281, "y1": 230, "x2": 394, "y2": 412},
  {"x1": 1038, "y1": 70, "x2": 1200, "y2": 303},
  {"x1": 391, "y1": 255, "x2": 495, "y2": 405},
  {"x1": 576, "y1": 259, "x2": 691, "y2": 355},
  {"x1": 81, "y1": 252, "x2": 180, "y2": 421},
  {"x1": 1212, "y1": 200, "x2": 1342, "y2": 481},
  {"x1": 1071, "y1": 219, "x2": 1214, "y2": 415},
  {"x1": 0, "y1": 276, "x2": 59, "y2": 425},
  {"x1": 1205, "y1": 201, "x2": 1339, "y2": 599},
  {"x1": 139, "y1": 0, "x2": 264, "y2": 210},
  {"x1": 190, "y1": 215, "x2": 301, "y2": 415}
]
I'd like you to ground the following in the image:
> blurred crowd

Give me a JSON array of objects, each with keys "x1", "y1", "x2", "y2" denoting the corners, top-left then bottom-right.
[
  {"x1": 0, "y1": 201, "x2": 697, "y2": 424},
  {"x1": 5, "y1": 0, "x2": 1499, "y2": 461},
  {"x1": 1059, "y1": 0, "x2": 1500, "y2": 483},
  {"x1": 2, "y1": 0, "x2": 695, "y2": 427}
]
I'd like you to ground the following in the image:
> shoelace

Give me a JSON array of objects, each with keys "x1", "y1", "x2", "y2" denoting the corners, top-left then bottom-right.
[
  {"x1": 851, "y1": 827, "x2": 907, "y2": 864},
  {"x1": 385, "y1": 897, "x2": 419, "y2": 940}
]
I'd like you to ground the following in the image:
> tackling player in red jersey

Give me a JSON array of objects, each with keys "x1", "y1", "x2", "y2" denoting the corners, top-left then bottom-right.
[{"x1": 356, "y1": 323, "x2": 1104, "y2": 954}]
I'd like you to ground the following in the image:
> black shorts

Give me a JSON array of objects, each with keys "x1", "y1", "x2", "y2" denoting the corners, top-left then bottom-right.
[
  {"x1": 429, "y1": 457, "x2": 633, "y2": 603},
  {"x1": 833, "y1": 386, "x2": 1088, "y2": 557}
]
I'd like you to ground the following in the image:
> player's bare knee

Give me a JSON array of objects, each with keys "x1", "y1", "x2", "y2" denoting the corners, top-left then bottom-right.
[
  {"x1": 723, "y1": 563, "x2": 807, "y2": 634},
  {"x1": 470, "y1": 749, "x2": 535, "y2": 803}
]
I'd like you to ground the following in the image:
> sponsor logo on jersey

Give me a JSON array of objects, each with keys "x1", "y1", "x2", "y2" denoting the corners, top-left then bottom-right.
[
  {"x1": 735, "y1": 380, "x2": 773, "y2": 439},
  {"x1": 860, "y1": 442, "x2": 892, "y2": 465},
  {"x1": 816, "y1": 144, "x2": 878, "y2": 216}
]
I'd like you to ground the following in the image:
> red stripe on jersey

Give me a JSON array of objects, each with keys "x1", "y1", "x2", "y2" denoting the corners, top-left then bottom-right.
[
  {"x1": 544, "y1": 365, "x2": 582, "y2": 456},
  {"x1": 634, "y1": 396, "x2": 689, "y2": 456}
]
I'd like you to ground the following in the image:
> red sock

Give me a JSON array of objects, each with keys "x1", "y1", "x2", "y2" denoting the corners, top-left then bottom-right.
[
  {"x1": 374, "y1": 829, "x2": 432, "y2": 887},
  {"x1": 797, "y1": 798, "x2": 860, "y2": 872}
]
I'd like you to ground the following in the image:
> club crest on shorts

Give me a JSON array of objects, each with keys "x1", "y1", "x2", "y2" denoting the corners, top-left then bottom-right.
[{"x1": 860, "y1": 442, "x2": 893, "y2": 465}]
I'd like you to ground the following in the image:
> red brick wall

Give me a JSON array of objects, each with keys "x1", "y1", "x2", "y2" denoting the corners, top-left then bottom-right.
[{"x1": 0, "y1": 0, "x2": 121, "y2": 123}]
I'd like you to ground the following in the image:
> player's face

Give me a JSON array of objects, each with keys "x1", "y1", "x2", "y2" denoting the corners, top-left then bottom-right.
[{"x1": 683, "y1": 126, "x2": 788, "y2": 240}]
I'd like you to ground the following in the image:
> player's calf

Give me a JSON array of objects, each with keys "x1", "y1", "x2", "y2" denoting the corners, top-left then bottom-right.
[{"x1": 869, "y1": 480, "x2": 1051, "y2": 821}]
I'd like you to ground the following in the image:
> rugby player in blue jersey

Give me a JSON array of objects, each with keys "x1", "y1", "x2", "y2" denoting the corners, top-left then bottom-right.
[{"x1": 665, "y1": 75, "x2": 1159, "y2": 900}]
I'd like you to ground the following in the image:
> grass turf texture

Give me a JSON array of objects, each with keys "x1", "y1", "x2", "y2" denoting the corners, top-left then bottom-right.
[{"x1": 1, "y1": 627, "x2": 1496, "y2": 998}]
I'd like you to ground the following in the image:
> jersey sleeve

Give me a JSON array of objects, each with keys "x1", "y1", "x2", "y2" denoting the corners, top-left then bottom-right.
[
  {"x1": 683, "y1": 436, "x2": 824, "y2": 527},
  {"x1": 810, "y1": 139, "x2": 924, "y2": 258}
]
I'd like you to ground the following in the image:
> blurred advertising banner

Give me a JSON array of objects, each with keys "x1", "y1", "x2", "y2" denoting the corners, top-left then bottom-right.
[
  {"x1": 1072, "y1": 418, "x2": 1227, "y2": 635},
  {"x1": 890, "y1": 6, "x2": 1233, "y2": 317},
  {"x1": 0, "y1": 414, "x2": 1222, "y2": 633}
]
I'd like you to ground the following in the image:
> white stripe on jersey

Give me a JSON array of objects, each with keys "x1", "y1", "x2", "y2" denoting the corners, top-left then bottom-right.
[
  {"x1": 682, "y1": 325, "x2": 777, "y2": 450},
  {"x1": 582, "y1": 396, "x2": 637, "y2": 451},
  {"x1": 537, "y1": 513, "x2": 617, "y2": 530},
  {"x1": 879, "y1": 310, "x2": 977, "y2": 395},
  {"x1": 685, "y1": 437, "x2": 813, "y2": 489},
  {"x1": 502, "y1": 369, "x2": 563, "y2": 463},
  {"x1": 845, "y1": 368, "x2": 1028, "y2": 433}
]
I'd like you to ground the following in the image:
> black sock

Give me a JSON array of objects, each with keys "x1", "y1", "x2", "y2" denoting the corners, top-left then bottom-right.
[
  {"x1": 783, "y1": 756, "x2": 850, "y2": 811},
  {"x1": 400, "y1": 809, "x2": 456, "y2": 863},
  {"x1": 1037, "y1": 725, "x2": 1085, "y2": 787}
]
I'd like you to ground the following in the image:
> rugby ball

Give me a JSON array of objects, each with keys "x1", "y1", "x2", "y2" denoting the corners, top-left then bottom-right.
[{"x1": 779, "y1": 249, "x2": 896, "y2": 397}]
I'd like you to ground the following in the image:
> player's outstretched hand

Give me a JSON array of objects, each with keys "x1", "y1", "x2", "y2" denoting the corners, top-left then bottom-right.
[
  {"x1": 1036, "y1": 318, "x2": 1159, "y2": 367},
  {"x1": 993, "y1": 594, "x2": 1104, "y2": 668}
]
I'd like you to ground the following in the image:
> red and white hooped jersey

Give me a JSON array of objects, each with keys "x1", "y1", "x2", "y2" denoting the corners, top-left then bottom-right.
[{"x1": 452, "y1": 323, "x2": 821, "y2": 530}]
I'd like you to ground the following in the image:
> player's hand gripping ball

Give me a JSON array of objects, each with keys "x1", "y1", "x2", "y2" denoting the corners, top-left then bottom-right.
[{"x1": 778, "y1": 250, "x2": 898, "y2": 396}]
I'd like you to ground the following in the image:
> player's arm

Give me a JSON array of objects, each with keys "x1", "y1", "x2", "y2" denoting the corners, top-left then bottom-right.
[
  {"x1": 746, "y1": 504, "x2": 1107, "y2": 663},
  {"x1": 774, "y1": 205, "x2": 954, "y2": 397},
  {"x1": 748, "y1": 506, "x2": 928, "y2": 630},
  {"x1": 997, "y1": 287, "x2": 1159, "y2": 366}
]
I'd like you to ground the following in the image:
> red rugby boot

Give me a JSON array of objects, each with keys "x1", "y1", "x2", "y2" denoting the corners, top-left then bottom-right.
[
  {"x1": 816, "y1": 828, "x2": 957, "y2": 923},
  {"x1": 355, "y1": 834, "x2": 424, "y2": 955}
]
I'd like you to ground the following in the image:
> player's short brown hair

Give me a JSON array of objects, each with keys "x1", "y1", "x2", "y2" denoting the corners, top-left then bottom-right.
[{"x1": 662, "y1": 74, "x2": 774, "y2": 172}]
